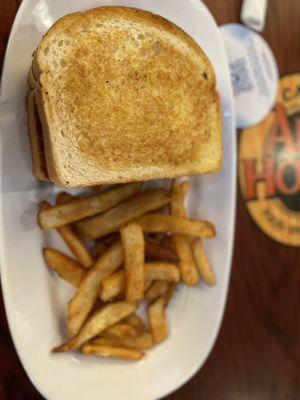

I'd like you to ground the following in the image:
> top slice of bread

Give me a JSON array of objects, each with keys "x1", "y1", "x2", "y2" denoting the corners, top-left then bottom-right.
[{"x1": 35, "y1": 6, "x2": 222, "y2": 187}]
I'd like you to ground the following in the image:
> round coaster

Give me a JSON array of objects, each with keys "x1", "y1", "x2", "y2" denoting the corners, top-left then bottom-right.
[
  {"x1": 239, "y1": 74, "x2": 300, "y2": 246},
  {"x1": 220, "y1": 23, "x2": 279, "y2": 128}
]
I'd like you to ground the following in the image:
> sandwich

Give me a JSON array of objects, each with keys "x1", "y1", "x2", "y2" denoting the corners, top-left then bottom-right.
[{"x1": 27, "y1": 6, "x2": 221, "y2": 187}]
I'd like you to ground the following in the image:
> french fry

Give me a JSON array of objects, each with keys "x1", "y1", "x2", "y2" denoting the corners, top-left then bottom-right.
[
  {"x1": 100, "y1": 263, "x2": 180, "y2": 302},
  {"x1": 92, "y1": 332, "x2": 153, "y2": 350},
  {"x1": 172, "y1": 181, "x2": 190, "y2": 213},
  {"x1": 147, "y1": 297, "x2": 168, "y2": 343},
  {"x1": 180, "y1": 181, "x2": 190, "y2": 196},
  {"x1": 53, "y1": 302, "x2": 136, "y2": 352},
  {"x1": 57, "y1": 225, "x2": 93, "y2": 268},
  {"x1": 121, "y1": 223, "x2": 145, "y2": 303},
  {"x1": 144, "y1": 278, "x2": 154, "y2": 292},
  {"x1": 145, "y1": 238, "x2": 178, "y2": 262},
  {"x1": 81, "y1": 344, "x2": 143, "y2": 360},
  {"x1": 136, "y1": 213, "x2": 216, "y2": 238},
  {"x1": 171, "y1": 181, "x2": 199, "y2": 285},
  {"x1": 39, "y1": 201, "x2": 51, "y2": 212},
  {"x1": 75, "y1": 189, "x2": 170, "y2": 240},
  {"x1": 38, "y1": 182, "x2": 141, "y2": 230},
  {"x1": 193, "y1": 239, "x2": 216, "y2": 286},
  {"x1": 67, "y1": 243, "x2": 123, "y2": 335},
  {"x1": 145, "y1": 263, "x2": 180, "y2": 282},
  {"x1": 145, "y1": 280, "x2": 169, "y2": 300},
  {"x1": 99, "y1": 270, "x2": 126, "y2": 302},
  {"x1": 172, "y1": 236, "x2": 199, "y2": 285},
  {"x1": 40, "y1": 201, "x2": 93, "y2": 268},
  {"x1": 56, "y1": 192, "x2": 78, "y2": 205},
  {"x1": 164, "y1": 283, "x2": 177, "y2": 307},
  {"x1": 97, "y1": 233, "x2": 178, "y2": 262},
  {"x1": 43, "y1": 248, "x2": 86, "y2": 287},
  {"x1": 103, "y1": 323, "x2": 138, "y2": 339},
  {"x1": 123, "y1": 314, "x2": 145, "y2": 335}
]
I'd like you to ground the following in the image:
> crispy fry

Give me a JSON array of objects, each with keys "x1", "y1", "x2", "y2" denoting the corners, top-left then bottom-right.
[
  {"x1": 39, "y1": 201, "x2": 51, "y2": 212},
  {"x1": 164, "y1": 283, "x2": 177, "y2": 307},
  {"x1": 145, "y1": 280, "x2": 169, "y2": 300},
  {"x1": 100, "y1": 232, "x2": 178, "y2": 262},
  {"x1": 100, "y1": 263, "x2": 179, "y2": 302},
  {"x1": 38, "y1": 182, "x2": 141, "y2": 229},
  {"x1": 43, "y1": 248, "x2": 86, "y2": 287},
  {"x1": 193, "y1": 239, "x2": 216, "y2": 286},
  {"x1": 136, "y1": 213, "x2": 215, "y2": 238},
  {"x1": 147, "y1": 297, "x2": 168, "y2": 343},
  {"x1": 121, "y1": 223, "x2": 145, "y2": 303},
  {"x1": 145, "y1": 262, "x2": 180, "y2": 282},
  {"x1": 172, "y1": 235, "x2": 199, "y2": 285},
  {"x1": 145, "y1": 238, "x2": 178, "y2": 262},
  {"x1": 179, "y1": 181, "x2": 190, "y2": 197},
  {"x1": 57, "y1": 226, "x2": 93, "y2": 268},
  {"x1": 92, "y1": 332, "x2": 153, "y2": 350},
  {"x1": 144, "y1": 278, "x2": 153, "y2": 292},
  {"x1": 56, "y1": 192, "x2": 78, "y2": 205},
  {"x1": 75, "y1": 189, "x2": 170, "y2": 240},
  {"x1": 40, "y1": 201, "x2": 93, "y2": 268},
  {"x1": 100, "y1": 270, "x2": 126, "y2": 302},
  {"x1": 67, "y1": 243, "x2": 123, "y2": 335},
  {"x1": 53, "y1": 302, "x2": 136, "y2": 352},
  {"x1": 81, "y1": 344, "x2": 143, "y2": 360},
  {"x1": 103, "y1": 323, "x2": 138, "y2": 339},
  {"x1": 171, "y1": 180, "x2": 199, "y2": 285},
  {"x1": 123, "y1": 314, "x2": 145, "y2": 335}
]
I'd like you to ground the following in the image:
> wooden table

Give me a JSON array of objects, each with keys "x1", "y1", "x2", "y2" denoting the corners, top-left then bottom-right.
[{"x1": 1, "y1": 1, "x2": 299, "y2": 399}]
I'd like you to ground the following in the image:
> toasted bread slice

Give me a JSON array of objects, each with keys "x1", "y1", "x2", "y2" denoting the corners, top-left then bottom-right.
[
  {"x1": 27, "y1": 91, "x2": 49, "y2": 180},
  {"x1": 35, "y1": 6, "x2": 221, "y2": 187},
  {"x1": 27, "y1": 67, "x2": 37, "y2": 90}
]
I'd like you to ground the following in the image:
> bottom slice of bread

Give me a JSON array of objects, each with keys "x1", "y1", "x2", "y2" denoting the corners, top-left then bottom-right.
[{"x1": 27, "y1": 90, "x2": 49, "y2": 181}]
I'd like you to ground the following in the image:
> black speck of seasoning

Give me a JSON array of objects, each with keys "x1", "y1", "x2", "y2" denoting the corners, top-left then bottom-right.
[
  {"x1": 203, "y1": 72, "x2": 208, "y2": 80},
  {"x1": 46, "y1": 92, "x2": 48, "y2": 95},
  {"x1": 106, "y1": 80, "x2": 109, "y2": 83},
  {"x1": 66, "y1": 181, "x2": 69, "y2": 184}
]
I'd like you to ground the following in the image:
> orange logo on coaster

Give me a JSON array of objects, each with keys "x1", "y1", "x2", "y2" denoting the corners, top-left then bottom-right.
[{"x1": 239, "y1": 74, "x2": 300, "y2": 246}]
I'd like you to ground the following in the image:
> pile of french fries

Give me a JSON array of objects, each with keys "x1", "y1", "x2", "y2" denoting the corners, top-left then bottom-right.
[{"x1": 39, "y1": 181, "x2": 216, "y2": 361}]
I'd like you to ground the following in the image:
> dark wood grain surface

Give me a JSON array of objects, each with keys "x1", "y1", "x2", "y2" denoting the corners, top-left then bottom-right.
[{"x1": 1, "y1": 1, "x2": 300, "y2": 399}]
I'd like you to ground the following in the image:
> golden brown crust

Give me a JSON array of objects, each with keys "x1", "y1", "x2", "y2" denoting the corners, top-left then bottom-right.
[
  {"x1": 34, "y1": 6, "x2": 221, "y2": 187},
  {"x1": 26, "y1": 91, "x2": 49, "y2": 180},
  {"x1": 35, "y1": 84, "x2": 58, "y2": 183},
  {"x1": 27, "y1": 67, "x2": 37, "y2": 90}
]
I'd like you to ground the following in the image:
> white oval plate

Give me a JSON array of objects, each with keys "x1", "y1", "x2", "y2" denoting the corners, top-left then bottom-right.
[{"x1": 0, "y1": 1, "x2": 236, "y2": 399}]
